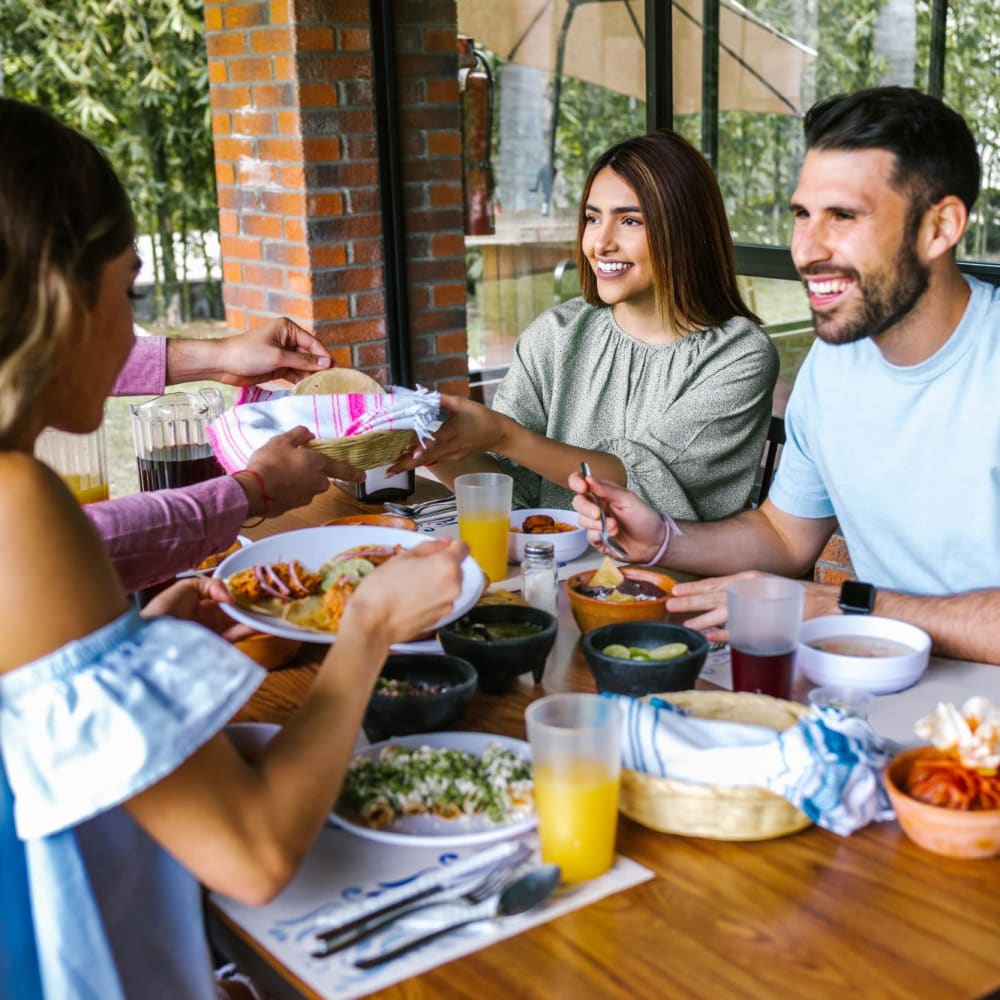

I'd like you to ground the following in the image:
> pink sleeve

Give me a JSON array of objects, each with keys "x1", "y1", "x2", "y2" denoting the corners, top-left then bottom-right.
[
  {"x1": 111, "y1": 336, "x2": 168, "y2": 396},
  {"x1": 85, "y1": 477, "x2": 249, "y2": 593}
]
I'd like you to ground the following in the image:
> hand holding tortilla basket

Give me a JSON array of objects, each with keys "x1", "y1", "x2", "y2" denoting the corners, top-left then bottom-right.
[{"x1": 206, "y1": 368, "x2": 441, "y2": 473}]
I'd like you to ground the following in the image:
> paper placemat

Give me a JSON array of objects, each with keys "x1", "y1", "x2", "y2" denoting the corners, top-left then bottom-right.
[{"x1": 211, "y1": 829, "x2": 652, "y2": 999}]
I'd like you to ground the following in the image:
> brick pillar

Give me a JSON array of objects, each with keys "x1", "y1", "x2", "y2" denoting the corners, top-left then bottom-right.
[
  {"x1": 395, "y1": 9, "x2": 470, "y2": 392},
  {"x1": 204, "y1": 0, "x2": 470, "y2": 389}
]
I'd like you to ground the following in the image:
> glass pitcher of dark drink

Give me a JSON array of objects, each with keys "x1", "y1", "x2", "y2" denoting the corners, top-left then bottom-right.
[{"x1": 130, "y1": 388, "x2": 225, "y2": 491}]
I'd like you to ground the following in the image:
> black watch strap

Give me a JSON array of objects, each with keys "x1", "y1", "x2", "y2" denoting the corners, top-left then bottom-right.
[{"x1": 838, "y1": 580, "x2": 876, "y2": 615}]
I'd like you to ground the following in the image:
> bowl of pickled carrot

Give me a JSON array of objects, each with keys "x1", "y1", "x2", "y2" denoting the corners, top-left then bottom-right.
[{"x1": 883, "y1": 698, "x2": 1000, "y2": 859}]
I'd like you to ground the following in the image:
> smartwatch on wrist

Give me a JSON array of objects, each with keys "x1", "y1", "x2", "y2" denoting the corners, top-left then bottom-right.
[{"x1": 838, "y1": 580, "x2": 876, "y2": 615}]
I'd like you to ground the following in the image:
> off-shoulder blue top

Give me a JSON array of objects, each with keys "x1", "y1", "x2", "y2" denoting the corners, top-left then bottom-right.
[{"x1": 0, "y1": 609, "x2": 264, "y2": 999}]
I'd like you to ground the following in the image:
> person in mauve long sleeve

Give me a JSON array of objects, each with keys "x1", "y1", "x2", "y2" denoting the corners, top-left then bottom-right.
[{"x1": 87, "y1": 319, "x2": 364, "y2": 592}]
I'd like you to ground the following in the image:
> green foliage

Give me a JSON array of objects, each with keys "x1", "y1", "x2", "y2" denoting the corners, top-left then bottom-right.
[
  {"x1": 552, "y1": 78, "x2": 645, "y2": 209},
  {"x1": 0, "y1": 0, "x2": 219, "y2": 317}
]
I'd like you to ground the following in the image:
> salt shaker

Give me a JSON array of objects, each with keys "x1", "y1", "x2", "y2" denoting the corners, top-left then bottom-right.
[{"x1": 521, "y1": 540, "x2": 558, "y2": 616}]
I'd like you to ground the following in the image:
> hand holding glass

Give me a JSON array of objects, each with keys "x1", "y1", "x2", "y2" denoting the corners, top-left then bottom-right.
[
  {"x1": 727, "y1": 576, "x2": 804, "y2": 699},
  {"x1": 525, "y1": 693, "x2": 621, "y2": 883}
]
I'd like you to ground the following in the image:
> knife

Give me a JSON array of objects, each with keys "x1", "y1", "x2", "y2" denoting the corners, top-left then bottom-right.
[{"x1": 312, "y1": 841, "x2": 528, "y2": 947}]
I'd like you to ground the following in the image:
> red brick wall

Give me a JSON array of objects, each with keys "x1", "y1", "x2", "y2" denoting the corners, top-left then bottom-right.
[
  {"x1": 813, "y1": 531, "x2": 855, "y2": 585},
  {"x1": 203, "y1": 0, "x2": 469, "y2": 388}
]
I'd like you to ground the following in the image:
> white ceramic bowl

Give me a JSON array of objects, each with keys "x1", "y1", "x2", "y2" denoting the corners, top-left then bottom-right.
[
  {"x1": 507, "y1": 508, "x2": 589, "y2": 564},
  {"x1": 797, "y1": 615, "x2": 931, "y2": 694}
]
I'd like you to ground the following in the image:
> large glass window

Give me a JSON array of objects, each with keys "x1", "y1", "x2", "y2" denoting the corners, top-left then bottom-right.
[{"x1": 457, "y1": 0, "x2": 999, "y2": 394}]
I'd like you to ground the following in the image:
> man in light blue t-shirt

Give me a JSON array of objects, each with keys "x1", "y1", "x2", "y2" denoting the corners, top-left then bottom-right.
[{"x1": 569, "y1": 86, "x2": 1000, "y2": 666}]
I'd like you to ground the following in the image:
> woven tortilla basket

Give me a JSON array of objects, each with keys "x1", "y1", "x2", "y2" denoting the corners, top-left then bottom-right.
[
  {"x1": 619, "y1": 690, "x2": 813, "y2": 841},
  {"x1": 293, "y1": 367, "x2": 415, "y2": 470},
  {"x1": 305, "y1": 428, "x2": 416, "y2": 470}
]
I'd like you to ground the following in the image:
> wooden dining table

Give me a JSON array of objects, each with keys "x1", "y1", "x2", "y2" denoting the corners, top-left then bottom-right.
[{"x1": 207, "y1": 479, "x2": 1000, "y2": 1000}]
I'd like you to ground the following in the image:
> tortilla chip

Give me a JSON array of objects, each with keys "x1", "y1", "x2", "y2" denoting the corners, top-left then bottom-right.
[
  {"x1": 588, "y1": 556, "x2": 625, "y2": 589},
  {"x1": 281, "y1": 595, "x2": 330, "y2": 631},
  {"x1": 476, "y1": 589, "x2": 530, "y2": 607},
  {"x1": 195, "y1": 539, "x2": 241, "y2": 572}
]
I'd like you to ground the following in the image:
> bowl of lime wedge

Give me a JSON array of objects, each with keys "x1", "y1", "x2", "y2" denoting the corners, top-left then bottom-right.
[{"x1": 581, "y1": 621, "x2": 709, "y2": 696}]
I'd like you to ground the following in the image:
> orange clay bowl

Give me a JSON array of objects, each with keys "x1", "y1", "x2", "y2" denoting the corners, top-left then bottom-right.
[
  {"x1": 565, "y1": 566, "x2": 675, "y2": 635},
  {"x1": 233, "y1": 633, "x2": 302, "y2": 671},
  {"x1": 322, "y1": 513, "x2": 418, "y2": 531},
  {"x1": 883, "y1": 747, "x2": 1000, "y2": 859}
]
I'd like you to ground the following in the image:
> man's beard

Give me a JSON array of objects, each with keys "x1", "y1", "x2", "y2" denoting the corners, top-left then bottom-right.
[{"x1": 807, "y1": 240, "x2": 930, "y2": 347}]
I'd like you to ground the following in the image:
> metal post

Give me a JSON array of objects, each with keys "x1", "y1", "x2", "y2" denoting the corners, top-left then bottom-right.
[
  {"x1": 369, "y1": 0, "x2": 412, "y2": 386},
  {"x1": 646, "y1": 0, "x2": 673, "y2": 130},
  {"x1": 927, "y1": 0, "x2": 947, "y2": 98},
  {"x1": 701, "y1": 0, "x2": 719, "y2": 168}
]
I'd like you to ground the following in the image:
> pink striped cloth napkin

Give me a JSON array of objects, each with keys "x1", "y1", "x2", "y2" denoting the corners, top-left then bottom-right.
[{"x1": 207, "y1": 385, "x2": 440, "y2": 473}]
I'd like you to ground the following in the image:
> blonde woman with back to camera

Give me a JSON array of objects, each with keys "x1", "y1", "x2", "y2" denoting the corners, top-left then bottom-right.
[{"x1": 0, "y1": 97, "x2": 468, "y2": 999}]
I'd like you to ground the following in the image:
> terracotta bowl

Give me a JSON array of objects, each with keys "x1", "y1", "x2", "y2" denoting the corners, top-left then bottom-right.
[
  {"x1": 233, "y1": 633, "x2": 302, "y2": 670},
  {"x1": 883, "y1": 747, "x2": 1000, "y2": 859},
  {"x1": 322, "y1": 513, "x2": 417, "y2": 531},
  {"x1": 565, "y1": 566, "x2": 675, "y2": 635}
]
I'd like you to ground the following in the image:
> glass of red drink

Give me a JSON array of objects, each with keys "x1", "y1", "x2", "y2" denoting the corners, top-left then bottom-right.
[
  {"x1": 130, "y1": 389, "x2": 226, "y2": 605},
  {"x1": 726, "y1": 577, "x2": 804, "y2": 699},
  {"x1": 130, "y1": 389, "x2": 225, "y2": 491}
]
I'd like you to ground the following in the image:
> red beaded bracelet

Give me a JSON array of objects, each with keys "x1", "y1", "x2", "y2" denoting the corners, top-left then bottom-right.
[{"x1": 234, "y1": 468, "x2": 274, "y2": 527}]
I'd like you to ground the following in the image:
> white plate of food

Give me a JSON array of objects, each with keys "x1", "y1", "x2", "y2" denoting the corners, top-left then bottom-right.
[
  {"x1": 213, "y1": 525, "x2": 484, "y2": 647},
  {"x1": 331, "y1": 731, "x2": 535, "y2": 847}
]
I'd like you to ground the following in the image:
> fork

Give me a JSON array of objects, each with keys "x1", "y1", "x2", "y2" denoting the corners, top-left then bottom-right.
[
  {"x1": 579, "y1": 461, "x2": 630, "y2": 561},
  {"x1": 384, "y1": 496, "x2": 456, "y2": 517},
  {"x1": 311, "y1": 859, "x2": 522, "y2": 958}
]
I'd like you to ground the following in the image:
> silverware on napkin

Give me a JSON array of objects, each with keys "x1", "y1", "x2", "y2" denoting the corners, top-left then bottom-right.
[
  {"x1": 311, "y1": 841, "x2": 530, "y2": 955},
  {"x1": 353, "y1": 863, "x2": 561, "y2": 969},
  {"x1": 384, "y1": 496, "x2": 456, "y2": 518},
  {"x1": 311, "y1": 846, "x2": 530, "y2": 958}
]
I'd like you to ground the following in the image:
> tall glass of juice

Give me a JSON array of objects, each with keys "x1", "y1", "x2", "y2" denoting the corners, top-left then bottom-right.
[
  {"x1": 726, "y1": 576, "x2": 804, "y2": 699},
  {"x1": 525, "y1": 693, "x2": 621, "y2": 883},
  {"x1": 35, "y1": 425, "x2": 110, "y2": 504},
  {"x1": 454, "y1": 472, "x2": 512, "y2": 584}
]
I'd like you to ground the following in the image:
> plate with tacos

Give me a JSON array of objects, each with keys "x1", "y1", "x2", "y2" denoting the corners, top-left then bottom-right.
[{"x1": 213, "y1": 525, "x2": 485, "y2": 647}]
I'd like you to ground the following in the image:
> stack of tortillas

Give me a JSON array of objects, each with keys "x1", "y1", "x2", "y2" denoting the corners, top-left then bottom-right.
[
  {"x1": 619, "y1": 690, "x2": 813, "y2": 841},
  {"x1": 292, "y1": 368, "x2": 384, "y2": 396},
  {"x1": 292, "y1": 368, "x2": 416, "y2": 469}
]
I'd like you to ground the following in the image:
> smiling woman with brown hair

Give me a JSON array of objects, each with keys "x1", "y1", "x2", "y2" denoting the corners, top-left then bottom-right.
[{"x1": 390, "y1": 130, "x2": 779, "y2": 519}]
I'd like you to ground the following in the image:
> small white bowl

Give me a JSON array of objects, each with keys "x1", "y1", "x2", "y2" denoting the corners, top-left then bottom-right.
[
  {"x1": 508, "y1": 508, "x2": 589, "y2": 564},
  {"x1": 797, "y1": 615, "x2": 931, "y2": 694},
  {"x1": 807, "y1": 684, "x2": 874, "y2": 718}
]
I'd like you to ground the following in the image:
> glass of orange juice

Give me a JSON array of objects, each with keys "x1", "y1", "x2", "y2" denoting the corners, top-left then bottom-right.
[
  {"x1": 525, "y1": 693, "x2": 621, "y2": 883},
  {"x1": 454, "y1": 472, "x2": 512, "y2": 584},
  {"x1": 34, "y1": 425, "x2": 110, "y2": 504}
]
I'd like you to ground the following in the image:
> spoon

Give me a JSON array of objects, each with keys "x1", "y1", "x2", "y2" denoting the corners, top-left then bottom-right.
[
  {"x1": 354, "y1": 864, "x2": 562, "y2": 969},
  {"x1": 579, "y1": 461, "x2": 629, "y2": 561}
]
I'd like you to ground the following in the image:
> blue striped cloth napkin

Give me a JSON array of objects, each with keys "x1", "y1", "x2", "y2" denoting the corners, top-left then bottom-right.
[{"x1": 609, "y1": 694, "x2": 894, "y2": 836}]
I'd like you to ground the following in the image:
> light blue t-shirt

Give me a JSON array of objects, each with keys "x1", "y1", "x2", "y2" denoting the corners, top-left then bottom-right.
[{"x1": 769, "y1": 275, "x2": 1000, "y2": 595}]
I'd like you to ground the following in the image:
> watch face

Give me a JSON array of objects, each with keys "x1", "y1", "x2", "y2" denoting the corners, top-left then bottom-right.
[{"x1": 840, "y1": 580, "x2": 875, "y2": 613}]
